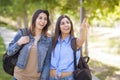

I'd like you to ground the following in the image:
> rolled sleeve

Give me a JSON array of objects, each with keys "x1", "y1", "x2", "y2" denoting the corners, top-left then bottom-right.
[{"x1": 7, "y1": 30, "x2": 22, "y2": 56}]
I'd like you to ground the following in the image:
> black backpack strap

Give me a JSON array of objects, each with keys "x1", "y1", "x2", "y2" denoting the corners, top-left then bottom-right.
[
  {"x1": 20, "y1": 28, "x2": 29, "y2": 36},
  {"x1": 71, "y1": 37, "x2": 77, "y2": 70},
  {"x1": 17, "y1": 28, "x2": 29, "y2": 52}
]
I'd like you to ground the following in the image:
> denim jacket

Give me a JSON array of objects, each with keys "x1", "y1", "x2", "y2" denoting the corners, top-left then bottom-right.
[{"x1": 7, "y1": 30, "x2": 52, "y2": 80}]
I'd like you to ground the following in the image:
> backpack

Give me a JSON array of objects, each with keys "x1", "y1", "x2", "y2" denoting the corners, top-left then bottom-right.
[
  {"x1": 71, "y1": 37, "x2": 92, "y2": 80},
  {"x1": 2, "y1": 28, "x2": 28, "y2": 76}
]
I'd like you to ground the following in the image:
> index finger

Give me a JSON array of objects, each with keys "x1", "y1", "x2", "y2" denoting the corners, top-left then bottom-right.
[{"x1": 82, "y1": 18, "x2": 87, "y2": 23}]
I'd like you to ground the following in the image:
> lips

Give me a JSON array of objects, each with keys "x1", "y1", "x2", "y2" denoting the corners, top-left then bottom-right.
[
  {"x1": 39, "y1": 23, "x2": 45, "y2": 27},
  {"x1": 63, "y1": 28, "x2": 70, "y2": 30}
]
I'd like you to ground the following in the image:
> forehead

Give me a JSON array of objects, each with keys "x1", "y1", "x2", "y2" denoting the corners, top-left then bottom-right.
[
  {"x1": 38, "y1": 12, "x2": 47, "y2": 17},
  {"x1": 61, "y1": 17, "x2": 69, "y2": 22}
]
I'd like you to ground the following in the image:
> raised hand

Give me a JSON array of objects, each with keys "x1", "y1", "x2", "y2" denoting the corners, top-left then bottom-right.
[
  {"x1": 76, "y1": 18, "x2": 89, "y2": 49},
  {"x1": 81, "y1": 18, "x2": 89, "y2": 30}
]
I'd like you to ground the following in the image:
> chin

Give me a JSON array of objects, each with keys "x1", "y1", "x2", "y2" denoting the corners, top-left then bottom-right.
[{"x1": 39, "y1": 27, "x2": 44, "y2": 30}]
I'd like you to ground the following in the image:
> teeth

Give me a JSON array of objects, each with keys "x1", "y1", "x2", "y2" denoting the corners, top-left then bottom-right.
[
  {"x1": 40, "y1": 24, "x2": 44, "y2": 26},
  {"x1": 64, "y1": 28, "x2": 69, "y2": 30}
]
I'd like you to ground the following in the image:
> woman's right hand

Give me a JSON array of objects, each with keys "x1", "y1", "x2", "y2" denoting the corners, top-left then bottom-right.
[{"x1": 17, "y1": 36, "x2": 30, "y2": 46}]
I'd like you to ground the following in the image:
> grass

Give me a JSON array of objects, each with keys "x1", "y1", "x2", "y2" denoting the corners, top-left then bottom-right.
[
  {"x1": 0, "y1": 36, "x2": 12, "y2": 80},
  {"x1": 0, "y1": 22, "x2": 18, "y2": 31},
  {"x1": 89, "y1": 35, "x2": 120, "y2": 55},
  {"x1": 108, "y1": 38, "x2": 120, "y2": 54},
  {"x1": 89, "y1": 59, "x2": 120, "y2": 80},
  {"x1": 89, "y1": 35, "x2": 98, "y2": 42}
]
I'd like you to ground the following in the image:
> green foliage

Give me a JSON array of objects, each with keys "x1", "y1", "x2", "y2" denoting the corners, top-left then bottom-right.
[
  {"x1": 0, "y1": 0, "x2": 12, "y2": 17},
  {"x1": 55, "y1": 0, "x2": 80, "y2": 20},
  {"x1": 84, "y1": 0, "x2": 120, "y2": 26},
  {"x1": 0, "y1": 36, "x2": 12, "y2": 80},
  {"x1": 89, "y1": 60, "x2": 120, "y2": 80},
  {"x1": 0, "y1": 0, "x2": 120, "y2": 27},
  {"x1": 0, "y1": 0, "x2": 12, "y2": 6}
]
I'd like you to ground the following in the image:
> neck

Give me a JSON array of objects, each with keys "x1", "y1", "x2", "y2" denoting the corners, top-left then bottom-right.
[
  {"x1": 35, "y1": 29, "x2": 42, "y2": 37},
  {"x1": 61, "y1": 33, "x2": 69, "y2": 40}
]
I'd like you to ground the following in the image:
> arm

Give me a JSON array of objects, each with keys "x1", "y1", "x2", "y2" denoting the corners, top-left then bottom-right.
[
  {"x1": 7, "y1": 30, "x2": 22, "y2": 56},
  {"x1": 7, "y1": 30, "x2": 29, "y2": 56},
  {"x1": 76, "y1": 18, "x2": 88, "y2": 49}
]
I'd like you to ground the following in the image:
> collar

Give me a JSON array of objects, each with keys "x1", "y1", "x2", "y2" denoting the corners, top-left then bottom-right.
[
  {"x1": 29, "y1": 33, "x2": 47, "y2": 41},
  {"x1": 58, "y1": 35, "x2": 70, "y2": 43}
]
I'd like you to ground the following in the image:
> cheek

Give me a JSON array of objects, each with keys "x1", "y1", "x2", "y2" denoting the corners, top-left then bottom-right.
[
  {"x1": 60, "y1": 26, "x2": 63, "y2": 31},
  {"x1": 70, "y1": 26, "x2": 72, "y2": 31},
  {"x1": 45, "y1": 21, "x2": 47, "y2": 25},
  {"x1": 35, "y1": 19, "x2": 39, "y2": 24},
  {"x1": 69, "y1": 24, "x2": 71, "y2": 28}
]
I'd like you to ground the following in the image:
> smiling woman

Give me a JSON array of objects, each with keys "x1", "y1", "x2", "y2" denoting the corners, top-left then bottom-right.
[
  {"x1": 50, "y1": 15, "x2": 88, "y2": 80},
  {"x1": 6, "y1": 9, "x2": 52, "y2": 80},
  {"x1": 0, "y1": 35, "x2": 12, "y2": 80}
]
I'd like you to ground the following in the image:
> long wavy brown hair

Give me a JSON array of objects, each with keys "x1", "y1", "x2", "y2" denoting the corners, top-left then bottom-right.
[
  {"x1": 29, "y1": 9, "x2": 51, "y2": 36},
  {"x1": 52, "y1": 15, "x2": 74, "y2": 51}
]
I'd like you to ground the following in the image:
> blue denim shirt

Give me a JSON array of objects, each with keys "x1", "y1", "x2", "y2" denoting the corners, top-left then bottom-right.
[
  {"x1": 7, "y1": 30, "x2": 52, "y2": 80},
  {"x1": 50, "y1": 35, "x2": 80, "y2": 76}
]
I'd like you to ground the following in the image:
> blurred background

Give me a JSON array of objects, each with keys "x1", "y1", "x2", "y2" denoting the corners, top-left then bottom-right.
[{"x1": 0, "y1": 0, "x2": 120, "y2": 80}]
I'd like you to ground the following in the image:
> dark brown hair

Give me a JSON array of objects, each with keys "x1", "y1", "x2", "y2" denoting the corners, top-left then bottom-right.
[
  {"x1": 52, "y1": 15, "x2": 74, "y2": 50},
  {"x1": 29, "y1": 9, "x2": 51, "y2": 36}
]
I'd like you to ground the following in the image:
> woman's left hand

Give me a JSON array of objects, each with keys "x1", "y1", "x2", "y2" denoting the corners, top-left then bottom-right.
[
  {"x1": 76, "y1": 18, "x2": 89, "y2": 49},
  {"x1": 81, "y1": 18, "x2": 89, "y2": 31}
]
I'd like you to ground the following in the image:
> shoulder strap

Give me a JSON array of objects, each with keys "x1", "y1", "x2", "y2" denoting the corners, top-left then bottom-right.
[
  {"x1": 71, "y1": 37, "x2": 77, "y2": 70},
  {"x1": 18, "y1": 28, "x2": 29, "y2": 49},
  {"x1": 71, "y1": 37, "x2": 90, "y2": 70},
  {"x1": 20, "y1": 28, "x2": 29, "y2": 36},
  {"x1": 71, "y1": 37, "x2": 77, "y2": 51}
]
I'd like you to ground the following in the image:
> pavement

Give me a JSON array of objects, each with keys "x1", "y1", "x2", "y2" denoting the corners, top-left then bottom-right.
[
  {"x1": 0, "y1": 27, "x2": 16, "y2": 49},
  {"x1": 0, "y1": 27, "x2": 100, "y2": 80},
  {"x1": 88, "y1": 27, "x2": 120, "y2": 69},
  {"x1": 88, "y1": 27, "x2": 120, "y2": 80}
]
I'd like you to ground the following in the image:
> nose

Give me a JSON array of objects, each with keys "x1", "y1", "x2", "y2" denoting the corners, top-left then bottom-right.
[
  {"x1": 64, "y1": 23, "x2": 68, "y2": 27},
  {"x1": 41, "y1": 19, "x2": 45, "y2": 23}
]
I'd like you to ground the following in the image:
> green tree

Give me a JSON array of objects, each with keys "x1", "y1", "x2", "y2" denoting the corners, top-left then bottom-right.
[{"x1": 0, "y1": 0, "x2": 120, "y2": 28}]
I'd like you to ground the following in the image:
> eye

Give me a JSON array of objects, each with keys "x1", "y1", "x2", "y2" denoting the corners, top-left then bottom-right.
[
  {"x1": 66, "y1": 21, "x2": 70, "y2": 24},
  {"x1": 60, "y1": 22, "x2": 65, "y2": 25},
  {"x1": 39, "y1": 16, "x2": 42, "y2": 19},
  {"x1": 44, "y1": 17, "x2": 47, "y2": 21}
]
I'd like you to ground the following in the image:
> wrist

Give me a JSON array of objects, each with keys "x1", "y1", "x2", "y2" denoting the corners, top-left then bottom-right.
[{"x1": 17, "y1": 41, "x2": 22, "y2": 46}]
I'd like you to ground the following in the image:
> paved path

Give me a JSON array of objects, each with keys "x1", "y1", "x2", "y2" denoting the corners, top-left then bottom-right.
[
  {"x1": 0, "y1": 27, "x2": 100, "y2": 80},
  {"x1": 88, "y1": 27, "x2": 120, "y2": 80},
  {"x1": 0, "y1": 27, "x2": 16, "y2": 48},
  {"x1": 89, "y1": 48, "x2": 120, "y2": 68},
  {"x1": 88, "y1": 27, "x2": 120, "y2": 69}
]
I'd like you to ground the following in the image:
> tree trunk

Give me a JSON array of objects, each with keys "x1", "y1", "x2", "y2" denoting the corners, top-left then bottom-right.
[
  {"x1": 49, "y1": 10, "x2": 55, "y2": 36},
  {"x1": 84, "y1": 32, "x2": 88, "y2": 56},
  {"x1": 23, "y1": 10, "x2": 28, "y2": 28},
  {"x1": 16, "y1": 17, "x2": 22, "y2": 29},
  {"x1": 80, "y1": 0, "x2": 88, "y2": 56}
]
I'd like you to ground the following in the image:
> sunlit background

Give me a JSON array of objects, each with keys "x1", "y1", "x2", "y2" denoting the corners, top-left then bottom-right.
[{"x1": 0, "y1": 0, "x2": 120, "y2": 80}]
